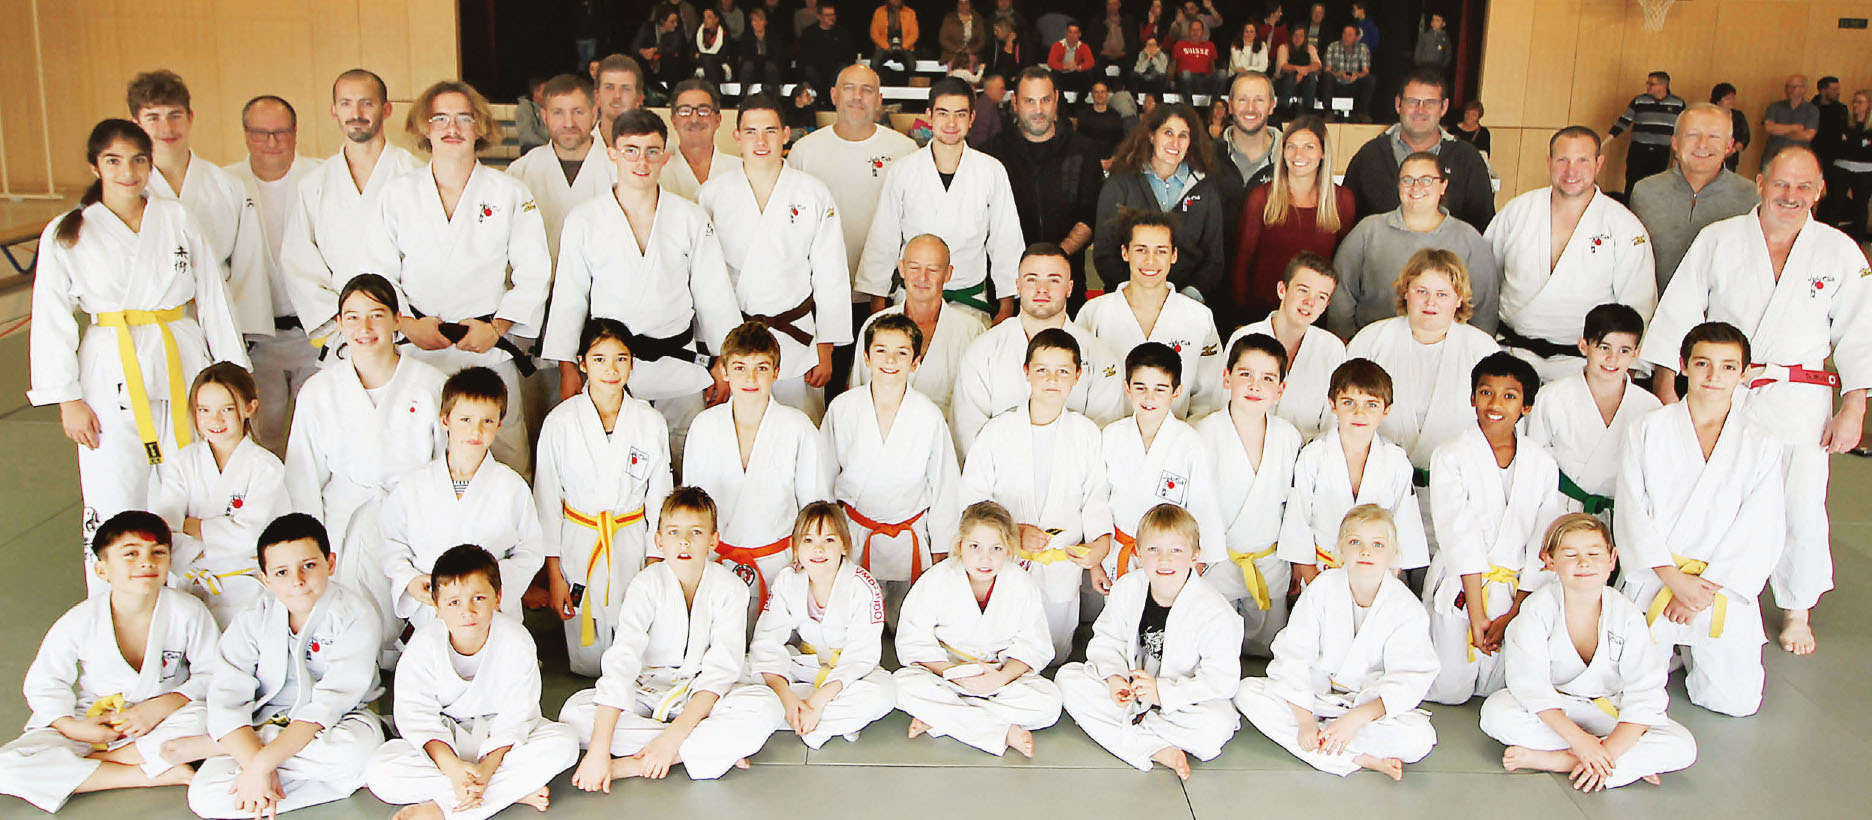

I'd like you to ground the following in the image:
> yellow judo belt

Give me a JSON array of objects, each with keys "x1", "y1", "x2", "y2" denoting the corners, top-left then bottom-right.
[
  {"x1": 1017, "y1": 528, "x2": 1085, "y2": 565},
  {"x1": 185, "y1": 566, "x2": 256, "y2": 597},
  {"x1": 1229, "y1": 544, "x2": 1280, "y2": 610},
  {"x1": 1466, "y1": 565, "x2": 1521, "y2": 662},
  {"x1": 562, "y1": 502, "x2": 646, "y2": 647},
  {"x1": 1644, "y1": 554, "x2": 1726, "y2": 639},
  {"x1": 797, "y1": 641, "x2": 843, "y2": 689},
  {"x1": 1314, "y1": 545, "x2": 1341, "y2": 569},
  {"x1": 1592, "y1": 697, "x2": 1620, "y2": 719},
  {"x1": 652, "y1": 681, "x2": 692, "y2": 723},
  {"x1": 84, "y1": 693, "x2": 127, "y2": 750},
  {"x1": 94, "y1": 307, "x2": 190, "y2": 464}
]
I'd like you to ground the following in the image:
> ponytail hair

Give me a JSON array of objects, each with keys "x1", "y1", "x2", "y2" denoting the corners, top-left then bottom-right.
[{"x1": 55, "y1": 119, "x2": 152, "y2": 248}]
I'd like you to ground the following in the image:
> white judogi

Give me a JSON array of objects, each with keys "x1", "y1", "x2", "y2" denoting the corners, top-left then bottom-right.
[
  {"x1": 787, "y1": 124, "x2": 919, "y2": 279},
  {"x1": 28, "y1": 198, "x2": 249, "y2": 563},
  {"x1": 748, "y1": 562, "x2": 897, "y2": 748},
  {"x1": 1227, "y1": 318, "x2": 1348, "y2": 440},
  {"x1": 367, "y1": 619, "x2": 577, "y2": 820},
  {"x1": 190, "y1": 586, "x2": 384, "y2": 818},
  {"x1": 1639, "y1": 209, "x2": 1872, "y2": 612},
  {"x1": 281, "y1": 145, "x2": 420, "y2": 339},
  {"x1": 1101, "y1": 415, "x2": 1229, "y2": 573},
  {"x1": 534, "y1": 392, "x2": 673, "y2": 676},
  {"x1": 559, "y1": 562, "x2": 781, "y2": 779},
  {"x1": 1347, "y1": 317, "x2": 1501, "y2": 468},
  {"x1": 1525, "y1": 370, "x2": 1660, "y2": 516},
  {"x1": 1487, "y1": 188, "x2": 1657, "y2": 383},
  {"x1": 380, "y1": 454, "x2": 546, "y2": 625},
  {"x1": 681, "y1": 401, "x2": 831, "y2": 610},
  {"x1": 1234, "y1": 570, "x2": 1440, "y2": 776},
  {"x1": 950, "y1": 319, "x2": 1127, "y2": 450},
  {"x1": 505, "y1": 140, "x2": 616, "y2": 257},
  {"x1": 1058, "y1": 571, "x2": 1242, "y2": 771},
  {"x1": 960, "y1": 408, "x2": 1112, "y2": 661},
  {"x1": 823, "y1": 386, "x2": 961, "y2": 584},
  {"x1": 856, "y1": 144, "x2": 1025, "y2": 313},
  {"x1": 226, "y1": 156, "x2": 323, "y2": 454},
  {"x1": 284, "y1": 355, "x2": 446, "y2": 643},
  {"x1": 150, "y1": 152, "x2": 272, "y2": 338},
  {"x1": 0, "y1": 589, "x2": 217, "y2": 812},
  {"x1": 1615, "y1": 402, "x2": 1786, "y2": 717},
  {"x1": 150, "y1": 437, "x2": 289, "y2": 628},
  {"x1": 1194, "y1": 409, "x2": 1303, "y2": 655},
  {"x1": 659, "y1": 149, "x2": 741, "y2": 201},
  {"x1": 1076, "y1": 285, "x2": 1227, "y2": 419},
  {"x1": 849, "y1": 303, "x2": 989, "y2": 431},
  {"x1": 1278, "y1": 428, "x2": 1430, "y2": 571},
  {"x1": 893, "y1": 559, "x2": 1063, "y2": 755},
  {"x1": 1479, "y1": 584, "x2": 1697, "y2": 789},
  {"x1": 358, "y1": 162, "x2": 552, "y2": 472},
  {"x1": 1422, "y1": 428, "x2": 1566, "y2": 704}
]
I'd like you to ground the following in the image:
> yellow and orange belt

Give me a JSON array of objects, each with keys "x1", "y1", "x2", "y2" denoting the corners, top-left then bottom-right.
[
  {"x1": 1645, "y1": 554, "x2": 1726, "y2": 639},
  {"x1": 94, "y1": 307, "x2": 190, "y2": 464},
  {"x1": 563, "y1": 502, "x2": 646, "y2": 647},
  {"x1": 1314, "y1": 544, "x2": 1341, "y2": 569},
  {"x1": 715, "y1": 535, "x2": 792, "y2": 610},
  {"x1": 1228, "y1": 544, "x2": 1280, "y2": 610},
  {"x1": 1466, "y1": 565, "x2": 1521, "y2": 662},
  {"x1": 840, "y1": 502, "x2": 929, "y2": 581}
]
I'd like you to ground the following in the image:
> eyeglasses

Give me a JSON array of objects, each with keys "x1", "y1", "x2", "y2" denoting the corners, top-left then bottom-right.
[
  {"x1": 1399, "y1": 175, "x2": 1443, "y2": 187},
  {"x1": 615, "y1": 146, "x2": 665, "y2": 161},
  {"x1": 1399, "y1": 97, "x2": 1442, "y2": 110},
  {"x1": 674, "y1": 105, "x2": 717, "y2": 118},
  {"x1": 243, "y1": 128, "x2": 294, "y2": 142},
  {"x1": 428, "y1": 113, "x2": 477, "y2": 128}
]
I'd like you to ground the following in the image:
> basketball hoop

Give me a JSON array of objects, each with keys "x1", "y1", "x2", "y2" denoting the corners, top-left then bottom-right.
[{"x1": 1638, "y1": 0, "x2": 1675, "y2": 31}]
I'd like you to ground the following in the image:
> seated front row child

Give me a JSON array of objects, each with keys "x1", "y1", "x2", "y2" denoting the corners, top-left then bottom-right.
[
  {"x1": 563, "y1": 487, "x2": 781, "y2": 787},
  {"x1": 749, "y1": 502, "x2": 897, "y2": 749},
  {"x1": 0, "y1": 512, "x2": 217, "y2": 813},
  {"x1": 1060, "y1": 503, "x2": 1242, "y2": 780},
  {"x1": 1278, "y1": 359, "x2": 1430, "y2": 584},
  {"x1": 1480, "y1": 514, "x2": 1698, "y2": 791},
  {"x1": 1423, "y1": 353, "x2": 1566, "y2": 705},
  {"x1": 894, "y1": 501, "x2": 1064, "y2": 759},
  {"x1": 1237, "y1": 504, "x2": 1440, "y2": 781},
  {"x1": 188, "y1": 513, "x2": 385, "y2": 819},
  {"x1": 366, "y1": 545, "x2": 578, "y2": 820}
]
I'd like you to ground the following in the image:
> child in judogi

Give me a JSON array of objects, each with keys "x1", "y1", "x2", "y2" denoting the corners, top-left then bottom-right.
[
  {"x1": 1076, "y1": 211, "x2": 1226, "y2": 419},
  {"x1": 562, "y1": 488, "x2": 782, "y2": 785},
  {"x1": 1195, "y1": 333, "x2": 1304, "y2": 656},
  {"x1": 1423, "y1": 353, "x2": 1567, "y2": 704},
  {"x1": 749, "y1": 502, "x2": 897, "y2": 748},
  {"x1": 188, "y1": 514, "x2": 385, "y2": 818},
  {"x1": 365, "y1": 545, "x2": 578, "y2": 820},
  {"x1": 1101, "y1": 342, "x2": 1228, "y2": 586},
  {"x1": 1224, "y1": 252, "x2": 1348, "y2": 440},
  {"x1": 823, "y1": 313, "x2": 961, "y2": 616},
  {"x1": 894, "y1": 501, "x2": 1063, "y2": 758},
  {"x1": 535, "y1": 319, "x2": 675, "y2": 676},
  {"x1": 1525, "y1": 303, "x2": 1660, "y2": 520},
  {"x1": 847, "y1": 235, "x2": 990, "y2": 430},
  {"x1": 0, "y1": 512, "x2": 217, "y2": 812},
  {"x1": 382, "y1": 367, "x2": 545, "y2": 636},
  {"x1": 1059, "y1": 504, "x2": 1242, "y2": 779},
  {"x1": 959, "y1": 329, "x2": 1113, "y2": 661},
  {"x1": 1279, "y1": 359, "x2": 1430, "y2": 584},
  {"x1": 1481, "y1": 514, "x2": 1698, "y2": 791},
  {"x1": 685, "y1": 322, "x2": 832, "y2": 617},
  {"x1": 1616, "y1": 322, "x2": 1787, "y2": 717},
  {"x1": 150, "y1": 362, "x2": 287, "y2": 628},
  {"x1": 1237, "y1": 504, "x2": 1440, "y2": 781}
]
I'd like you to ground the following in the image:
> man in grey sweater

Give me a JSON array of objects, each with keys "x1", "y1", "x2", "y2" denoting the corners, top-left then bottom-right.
[{"x1": 1630, "y1": 103, "x2": 1760, "y2": 289}]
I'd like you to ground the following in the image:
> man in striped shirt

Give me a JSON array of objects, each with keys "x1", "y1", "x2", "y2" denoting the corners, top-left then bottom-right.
[{"x1": 1606, "y1": 71, "x2": 1686, "y2": 197}]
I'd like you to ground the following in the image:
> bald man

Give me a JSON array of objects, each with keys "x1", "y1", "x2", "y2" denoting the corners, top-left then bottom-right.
[
  {"x1": 1762, "y1": 74, "x2": 1819, "y2": 162},
  {"x1": 849, "y1": 234, "x2": 987, "y2": 431},
  {"x1": 1630, "y1": 104, "x2": 1759, "y2": 289}
]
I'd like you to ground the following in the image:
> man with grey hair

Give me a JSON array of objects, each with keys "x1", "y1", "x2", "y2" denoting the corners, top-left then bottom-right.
[
  {"x1": 1630, "y1": 103, "x2": 1759, "y2": 290},
  {"x1": 1762, "y1": 73, "x2": 1819, "y2": 161}
]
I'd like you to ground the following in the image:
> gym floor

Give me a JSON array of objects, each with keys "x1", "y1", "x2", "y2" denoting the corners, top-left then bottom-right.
[{"x1": 2, "y1": 328, "x2": 1869, "y2": 819}]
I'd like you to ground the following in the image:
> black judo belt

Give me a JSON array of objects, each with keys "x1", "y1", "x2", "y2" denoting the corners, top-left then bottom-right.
[
  {"x1": 409, "y1": 307, "x2": 538, "y2": 376},
  {"x1": 1496, "y1": 324, "x2": 1580, "y2": 361},
  {"x1": 745, "y1": 296, "x2": 817, "y2": 347},
  {"x1": 622, "y1": 325, "x2": 707, "y2": 364}
]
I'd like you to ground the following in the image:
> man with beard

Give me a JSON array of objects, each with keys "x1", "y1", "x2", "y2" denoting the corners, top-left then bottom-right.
[
  {"x1": 659, "y1": 79, "x2": 741, "y2": 201},
  {"x1": 506, "y1": 75, "x2": 616, "y2": 259},
  {"x1": 1213, "y1": 71, "x2": 1280, "y2": 289},
  {"x1": 983, "y1": 67, "x2": 1104, "y2": 314},
  {"x1": 592, "y1": 53, "x2": 647, "y2": 146}
]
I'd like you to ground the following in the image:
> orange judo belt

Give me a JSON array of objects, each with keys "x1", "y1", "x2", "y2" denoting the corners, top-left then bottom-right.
[
  {"x1": 840, "y1": 501, "x2": 929, "y2": 581},
  {"x1": 1113, "y1": 528, "x2": 1137, "y2": 579},
  {"x1": 715, "y1": 535, "x2": 792, "y2": 610}
]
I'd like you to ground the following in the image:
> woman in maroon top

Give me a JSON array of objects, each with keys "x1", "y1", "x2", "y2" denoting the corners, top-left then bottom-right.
[{"x1": 1232, "y1": 115, "x2": 1355, "y2": 321}]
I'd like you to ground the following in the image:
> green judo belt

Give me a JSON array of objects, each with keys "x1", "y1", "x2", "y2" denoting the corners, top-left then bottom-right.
[
  {"x1": 942, "y1": 280, "x2": 993, "y2": 316},
  {"x1": 1557, "y1": 471, "x2": 1613, "y2": 515}
]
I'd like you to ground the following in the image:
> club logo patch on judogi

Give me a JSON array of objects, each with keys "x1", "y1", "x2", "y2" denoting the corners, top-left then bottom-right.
[
  {"x1": 1157, "y1": 470, "x2": 1187, "y2": 505},
  {"x1": 226, "y1": 494, "x2": 244, "y2": 515},
  {"x1": 868, "y1": 156, "x2": 888, "y2": 177},
  {"x1": 1808, "y1": 272, "x2": 1838, "y2": 298},
  {"x1": 160, "y1": 650, "x2": 185, "y2": 681},
  {"x1": 731, "y1": 561, "x2": 759, "y2": 588},
  {"x1": 476, "y1": 202, "x2": 497, "y2": 223},
  {"x1": 1607, "y1": 631, "x2": 1627, "y2": 663},
  {"x1": 173, "y1": 245, "x2": 190, "y2": 275},
  {"x1": 1587, "y1": 233, "x2": 1611, "y2": 253},
  {"x1": 627, "y1": 447, "x2": 651, "y2": 481}
]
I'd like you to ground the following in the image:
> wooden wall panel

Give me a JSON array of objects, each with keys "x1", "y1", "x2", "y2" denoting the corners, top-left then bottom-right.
[
  {"x1": 1519, "y1": 0, "x2": 1586, "y2": 129},
  {"x1": 1478, "y1": 0, "x2": 1537, "y2": 127},
  {"x1": 0, "y1": 0, "x2": 53, "y2": 191}
]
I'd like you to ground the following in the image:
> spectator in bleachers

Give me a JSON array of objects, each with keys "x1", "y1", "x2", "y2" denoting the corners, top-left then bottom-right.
[
  {"x1": 1343, "y1": 67, "x2": 1495, "y2": 231},
  {"x1": 1208, "y1": 100, "x2": 1230, "y2": 140},
  {"x1": 1259, "y1": 5, "x2": 1288, "y2": 60},
  {"x1": 691, "y1": 6, "x2": 735, "y2": 84},
  {"x1": 1711, "y1": 82, "x2": 1750, "y2": 172},
  {"x1": 986, "y1": 67, "x2": 1106, "y2": 312},
  {"x1": 1351, "y1": 1, "x2": 1378, "y2": 48},
  {"x1": 985, "y1": 14, "x2": 1029, "y2": 79},
  {"x1": 1095, "y1": 102, "x2": 1230, "y2": 305},
  {"x1": 799, "y1": 2, "x2": 860, "y2": 104},
  {"x1": 1275, "y1": 28, "x2": 1322, "y2": 117},
  {"x1": 1168, "y1": 1, "x2": 1224, "y2": 44},
  {"x1": 1414, "y1": 12, "x2": 1451, "y2": 70},
  {"x1": 1452, "y1": 99, "x2": 1489, "y2": 155},
  {"x1": 1132, "y1": 36, "x2": 1171, "y2": 96},
  {"x1": 737, "y1": 6, "x2": 787, "y2": 94},
  {"x1": 718, "y1": 0, "x2": 746, "y2": 38},
  {"x1": 671, "y1": 0, "x2": 701, "y2": 37},
  {"x1": 635, "y1": 4, "x2": 691, "y2": 91},
  {"x1": 1169, "y1": 20, "x2": 1221, "y2": 97},
  {"x1": 1080, "y1": 79, "x2": 1128, "y2": 165},
  {"x1": 1232, "y1": 114, "x2": 1355, "y2": 321},
  {"x1": 1229, "y1": 22, "x2": 1270, "y2": 76},
  {"x1": 796, "y1": 0, "x2": 822, "y2": 36},
  {"x1": 1323, "y1": 24, "x2": 1374, "y2": 122},
  {"x1": 1303, "y1": 2, "x2": 1328, "y2": 44},
  {"x1": 1048, "y1": 23, "x2": 1096, "y2": 98},
  {"x1": 515, "y1": 77, "x2": 550, "y2": 154},
  {"x1": 1034, "y1": 9, "x2": 1074, "y2": 50},
  {"x1": 785, "y1": 82, "x2": 820, "y2": 143},
  {"x1": 569, "y1": 0, "x2": 611, "y2": 70},
  {"x1": 1090, "y1": 0, "x2": 1138, "y2": 74},
  {"x1": 968, "y1": 74, "x2": 1008, "y2": 147},
  {"x1": 1141, "y1": 0, "x2": 1171, "y2": 45},
  {"x1": 869, "y1": 0, "x2": 919, "y2": 86},
  {"x1": 938, "y1": 0, "x2": 989, "y2": 68}
]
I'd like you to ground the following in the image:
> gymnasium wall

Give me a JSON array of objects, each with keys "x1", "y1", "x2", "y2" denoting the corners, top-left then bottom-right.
[
  {"x1": 1477, "y1": 0, "x2": 1872, "y2": 200},
  {"x1": 0, "y1": 0, "x2": 459, "y2": 193}
]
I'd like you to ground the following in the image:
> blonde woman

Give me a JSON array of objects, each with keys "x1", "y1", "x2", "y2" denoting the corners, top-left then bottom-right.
[{"x1": 1232, "y1": 114, "x2": 1355, "y2": 325}]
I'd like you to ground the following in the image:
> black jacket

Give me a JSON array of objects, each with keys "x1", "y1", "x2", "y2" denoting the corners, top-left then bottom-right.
[
  {"x1": 1343, "y1": 130, "x2": 1495, "y2": 232},
  {"x1": 1086, "y1": 13, "x2": 1139, "y2": 62},
  {"x1": 1094, "y1": 170, "x2": 1229, "y2": 302}
]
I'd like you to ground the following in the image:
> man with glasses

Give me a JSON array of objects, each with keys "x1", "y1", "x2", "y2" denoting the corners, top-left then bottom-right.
[
  {"x1": 1605, "y1": 71, "x2": 1685, "y2": 196},
  {"x1": 1485, "y1": 126, "x2": 1656, "y2": 383},
  {"x1": 1343, "y1": 67, "x2": 1495, "y2": 232},
  {"x1": 983, "y1": 67, "x2": 1104, "y2": 314},
  {"x1": 659, "y1": 79, "x2": 741, "y2": 201},
  {"x1": 225, "y1": 95, "x2": 321, "y2": 454}
]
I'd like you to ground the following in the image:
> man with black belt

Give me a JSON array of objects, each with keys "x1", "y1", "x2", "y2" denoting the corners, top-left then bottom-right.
[
  {"x1": 1605, "y1": 71, "x2": 1685, "y2": 196},
  {"x1": 983, "y1": 67, "x2": 1104, "y2": 315}
]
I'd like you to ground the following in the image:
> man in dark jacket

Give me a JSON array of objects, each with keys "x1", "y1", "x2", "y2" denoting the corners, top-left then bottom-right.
[
  {"x1": 1342, "y1": 66, "x2": 1495, "y2": 231},
  {"x1": 984, "y1": 67, "x2": 1107, "y2": 314},
  {"x1": 798, "y1": 1, "x2": 860, "y2": 102},
  {"x1": 1088, "y1": 0, "x2": 1139, "y2": 74}
]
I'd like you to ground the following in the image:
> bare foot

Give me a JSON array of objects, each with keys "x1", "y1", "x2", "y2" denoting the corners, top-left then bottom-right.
[
  {"x1": 1354, "y1": 753, "x2": 1404, "y2": 781},
  {"x1": 152, "y1": 764, "x2": 194, "y2": 787},
  {"x1": 391, "y1": 802, "x2": 445, "y2": 820},
  {"x1": 1005, "y1": 725, "x2": 1035, "y2": 759},
  {"x1": 608, "y1": 755, "x2": 646, "y2": 780},
  {"x1": 516, "y1": 787, "x2": 551, "y2": 811},
  {"x1": 733, "y1": 758, "x2": 751, "y2": 769},
  {"x1": 907, "y1": 718, "x2": 930, "y2": 739},
  {"x1": 1502, "y1": 746, "x2": 1577, "y2": 774},
  {"x1": 1641, "y1": 773, "x2": 1661, "y2": 785},
  {"x1": 1780, "y1": 612, "x2": 1817, "y2": 655},
  {"x1": 159, "y1": 734, "x2": 219, "y2": 764},
  {"x1": 1150, "y1": 747, "x2": 1191, "y2": 780}
]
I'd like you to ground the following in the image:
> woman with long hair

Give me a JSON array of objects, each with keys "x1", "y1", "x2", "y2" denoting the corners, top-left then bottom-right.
[
  {"x1": 1093, "y1": 102, "x2": 1230, "y2": 309},
  {"x1": 1231, "y1": 114, "x2": 1356, "y2": 324}
]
